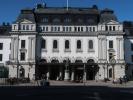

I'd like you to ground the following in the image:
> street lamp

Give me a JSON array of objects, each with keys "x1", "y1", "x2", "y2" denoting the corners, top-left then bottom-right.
[
  {"x1": 64, "y1": 58, "x2": 70, "y2": 81},
  {"x1": 83, "y1": 63, "x2": 86, "y2": 86},
  {"x1": 110, "y1": 57, "x2": 116, "y2": 83}
]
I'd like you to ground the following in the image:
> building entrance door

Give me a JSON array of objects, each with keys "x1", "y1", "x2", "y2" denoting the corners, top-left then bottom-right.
[
  {"x1": 75, "y1": 68, "x2": 83, "y2": 82},
  {"x1": 86, "y1": 66, "x2": 94, "y2": 80},
  {"x1": 50, "y1": 65, "x2": 60, "y2": 80}
]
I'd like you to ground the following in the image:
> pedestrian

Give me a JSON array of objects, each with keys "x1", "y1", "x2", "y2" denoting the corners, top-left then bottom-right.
[{"x1": 119, "y1": 77, "x2": 122, "y2": 84}]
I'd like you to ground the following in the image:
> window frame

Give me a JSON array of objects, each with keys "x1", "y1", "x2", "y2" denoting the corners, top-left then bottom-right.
[
  {"x1": 0, "y1": 43, "x2": 3, "y2": 50},
  {"x1": 53, "y1": 39, "x2": 59, "y2": 52},
  {"x1": 41, "y1": 39, "x2": 46, "y2": 49},
  {"x1": 109, "y1": 40, "x2": 113, "y2": 49},
  {"x1": 0, "y1": 54, "x2": 3, "y2": 61},
  {"x1": 20, "y1": 52, "x2": 25, "y2": 61},
  {"x1": 21, "y1": 40, "x2": 26, "y2": 49},
  {"x1": 88, "y1": 40, "x2": 94, "y2": 52},
  {"x1": 76, "y1": 39, "x2": 82, "y2": 52}
]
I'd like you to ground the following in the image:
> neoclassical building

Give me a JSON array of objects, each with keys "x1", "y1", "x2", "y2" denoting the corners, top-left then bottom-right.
[{"x1": 2, "y1": 4, "x2": 127, "y2": 81}]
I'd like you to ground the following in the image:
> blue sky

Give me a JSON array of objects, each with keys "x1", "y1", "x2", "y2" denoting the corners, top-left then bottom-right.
[{"x1": 0, "y1": 0, "x2": 132, "y2": 24}]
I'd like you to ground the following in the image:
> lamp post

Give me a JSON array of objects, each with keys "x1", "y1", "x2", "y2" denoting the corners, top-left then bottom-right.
[
  {"x1": 64, "y1": 58, "x2": 69, "y2": 81},
  {"x1": 103, "y1": 62, "x2": 106, "y2": 81},
  {"x1": 83, "y1": 63, "x2": 86, "y2": 86},
  {"x1": 110, "y1": 57, "x2": 116, "y2": 82}
]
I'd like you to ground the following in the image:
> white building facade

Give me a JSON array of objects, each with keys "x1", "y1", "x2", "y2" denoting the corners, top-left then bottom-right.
[{"x1": 5, "y1": 4, "x2": 127, "y2": 81}]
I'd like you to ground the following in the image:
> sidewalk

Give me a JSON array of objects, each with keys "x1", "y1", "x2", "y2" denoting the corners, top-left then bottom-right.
[
  {"x1": 49, "y1": 80, "x2": 133, "y2": 88},
  {"x1": 0, "y1": 80, "x2": 133, "y2": 88}
]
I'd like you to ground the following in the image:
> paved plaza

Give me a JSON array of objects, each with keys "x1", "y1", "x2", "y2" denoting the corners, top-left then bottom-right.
[{"x1": 0, "y1": 80, "x2": 132, "y2": 88}]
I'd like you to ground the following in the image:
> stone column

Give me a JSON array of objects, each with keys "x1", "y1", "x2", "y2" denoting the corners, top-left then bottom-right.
[
  {"x1": 103, "y1": 39, "x2": 107, "y2": 60},
  {"x1": 14, "y1": 37, "x2": 18, "y2": 61},
  {"x1": 11, "y1": 37, "x2": 14, "y2": 60},
  {"x1": 71, "y1": 68, "x2": 75, "y2": 81},
  {"x1": 64, "y1": 70, "x2": 69, "y2": 81},
  {"x1": 46, "y1": 66, "x2": 50, "y2": 80},
  {"x1": 120, "y1": 39, "x2": 124, "y2": 60},
  {"x1": 32, "y1": 38, "x2": 36, "y2": 61},
  {"x1": 59, "y1": 66, "x2": 63, "y2": 80},
  {"x1": 98, "y1": 38, "x2": 102, "y2": 59},
  {"x1": 117, "y1": 38, "x2": 120, "y2": 60},
  {"x1": 28, "y1": 38, "x2": 32, "y2": 60}
]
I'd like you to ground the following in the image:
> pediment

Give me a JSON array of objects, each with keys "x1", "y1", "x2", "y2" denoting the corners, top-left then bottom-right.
[
  {"x1": 106, "y1": 20, "x2": 119, "y2": 25},
  {"x1": 17, "y1": 19, "x2": 33, "y2": 24}
]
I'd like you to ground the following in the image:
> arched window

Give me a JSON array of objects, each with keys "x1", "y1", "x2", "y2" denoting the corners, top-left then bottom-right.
[
  {"x1": 53, "y1": 40, "x2": 58, "y2": 49},
  {"x1": 89, "y1": 40, "x2": 93, "y2": 49},
  {"x1": 65, "y1": 40, "x2": 69, "y2": 49},
  {"x1": 77, "y1": 40, "x2": 81, "y2": 49}
]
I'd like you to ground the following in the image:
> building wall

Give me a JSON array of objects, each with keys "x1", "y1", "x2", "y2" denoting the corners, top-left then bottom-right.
[
  {"x1": 0, "y1": 37, "x2": 11, "y2": 66},
  {"x1": 37, "y1": 36, "x2": 98, "y2": 63}
]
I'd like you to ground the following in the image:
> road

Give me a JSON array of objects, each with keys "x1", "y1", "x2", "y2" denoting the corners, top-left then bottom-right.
[{"x1": 0, "y1": 86, "x2": 133, "y2": 100}]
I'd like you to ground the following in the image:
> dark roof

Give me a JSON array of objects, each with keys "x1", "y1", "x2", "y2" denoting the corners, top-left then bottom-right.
[
  {"x1": 123, "y1": 21, "x2": 133, "y2": 36},
  {"x1": 15, "y1": 8, "x2": 35, "y2": 23},
  {"x1": 0, "y1": 25, "x2": 11, "y2": 36},
  {"x1": 34, "y1": 7, "x2": 99, "y2": 14},
  {"x1": 14, "y1": 4, "x2": 119, "y2": 25},
  {"x1": 34, "y1": 4, "x2": 99, "y2": 14},
  {"x1": 100, "y1": 8, "x2": 118, "y2": 23}
]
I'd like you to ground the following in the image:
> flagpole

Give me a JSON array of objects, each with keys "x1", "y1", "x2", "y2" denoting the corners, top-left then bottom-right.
[{"x1": 67, "y1": 0, "x2": 69, "y2": 11}]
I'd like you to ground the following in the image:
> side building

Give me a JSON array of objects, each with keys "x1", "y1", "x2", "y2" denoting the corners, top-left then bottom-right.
[
  {"x1": 0, "y1": 24, "x2": 11, "y2": 78},
  {"x1": 124, "y1": 21, "x2": 133, "y2": 80},
  {"x1": 8, "y1": 4, "x2": 125, "y2": 81}
]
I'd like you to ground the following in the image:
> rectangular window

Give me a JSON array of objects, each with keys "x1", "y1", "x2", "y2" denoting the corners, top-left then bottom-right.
[
  {"x1": 0, "y1": 54, "x2": 2, "y2": 61},
  {"x1": 31, "y1": 25, "x2": 34, "y2": 30},
  {"x1": 0, "y1": 43, "x2": 3, "y2": 50},
  {"x1": 66, "y1": 27, "x2": 69, "y2": 32},
  {"x1": 131, "y1": 43, "x2": 133, "y2": 51},
  {"x1": 86, "y1": 27, "x2": 88, "y2": 32},
  {"x1": 22, "y1": 25, "x2": 25, "y2": 30},
  {"x1": 90, "y1": 27, "x2": 92, "y2": 32},
  {"x1": 69, "y1": 27, "x2": 72, "y2": 31},
  {"x1": 26, "y1": 25, "x2": 29, "y2": 30},
  {"x1": 93, "y1": 27, "x2": 95, "y2": 32},
  {"x1": 109, "y1": 40, "x2": 113, "y2": 48},
  {"x1": 21, "y1": 40, "x2": 25, "y2": 48},
  {"x1": 78, "y1": 27, "x2": 80, "y2": 32},
  {"x1": 81, "y1": 27, "x2": 83, "y2": 32},
  {"x1": 109, "y1": 26, "x2": 112, "y2": 31},
  {"x1": 20, "y1": 52, "x2": 25, "y2": 61},
  {"x1": 113, "y1": 26, "x2": 115, "y2": 31},
  {"x1": 63, "y1": 27, "x2": 65, "y2": 31},
  {"x1": 14, "y1": 25, "x2": 17, "y2": 30},
  {"x1": 74, "y1": 27, "x2": 77, "y2": 32},
  {"x1": 46, "y1": 27, "x2": 48, "y2": 31},
  {"x1": 105, "y1": 26, "x2": 108, "y2": 31},
  {"x1": 58, "y1": 27, "x2": 60, "y2": 31},
  {"x1": 41, "y1": 40, "x2": 46, "y2": 49},
  {"x1": 51, "y1": 27, "x2": 53, "y2": 31}
]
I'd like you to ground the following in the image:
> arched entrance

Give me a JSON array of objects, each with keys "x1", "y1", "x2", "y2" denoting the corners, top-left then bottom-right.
[
  {"x1": 50, "y1": 59, "x2": 60, "y2": 80},
  {"x1": 86, "y1": 59, "x2": 98, "y2": 80},
  {"x1": 36, "y1": 59, "x2": 48, "y2": 79},
  {"x1": 75, "y1": 60, "x2": 84, "y2": 81}
]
